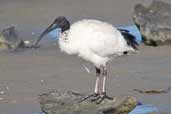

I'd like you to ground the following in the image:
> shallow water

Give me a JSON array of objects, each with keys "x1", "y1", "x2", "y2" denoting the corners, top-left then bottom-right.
[
  {"x1": 0, "y1": 0, "x2": 171, "y2": 114},
  {"x1": 0, "y1": 45, "x2": 171, "y2": 114}
]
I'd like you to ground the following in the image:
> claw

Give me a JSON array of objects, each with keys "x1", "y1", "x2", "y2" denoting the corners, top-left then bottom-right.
[
  {"x1": 78, "y1": 93, "x2": 100, "y2": 103},
  {"x1": 96, "y1": 92, "x2": 113, "y2": 104},
  {"x1": 78, "y1": 92, "x2": 113, "y2": 104}
]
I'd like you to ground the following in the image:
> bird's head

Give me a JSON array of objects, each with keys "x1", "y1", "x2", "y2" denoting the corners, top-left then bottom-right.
[{"x1": 33, "y1": 16, "x2": 70, "y2": 46}]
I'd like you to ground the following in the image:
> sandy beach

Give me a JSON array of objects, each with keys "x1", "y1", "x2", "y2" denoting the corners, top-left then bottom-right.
[{"x1": 0, "y1": 0, "x2": 171, "y2": 114}]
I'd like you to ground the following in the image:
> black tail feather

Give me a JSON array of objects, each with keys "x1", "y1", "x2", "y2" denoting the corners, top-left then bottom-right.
[{"x1": 118, "y1": 29, "x2": 139, "y2": 50}]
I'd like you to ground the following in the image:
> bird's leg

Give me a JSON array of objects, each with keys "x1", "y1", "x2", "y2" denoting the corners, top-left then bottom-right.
[
  {"x1": 78, "y1": 67, "x2": 101, "y2": 103},
  {"x1": 94, "y1": 67, "x2": 101, "y2": 94},
  {"x1": 95, "y1": 66, "x2": 113, "y2": 104},
  {"x1": 102, "y1": 66, "x2": 107, "y2": 94},
  {"x1": 91, "y1": 66, "x2": 113, "y2": 103}
]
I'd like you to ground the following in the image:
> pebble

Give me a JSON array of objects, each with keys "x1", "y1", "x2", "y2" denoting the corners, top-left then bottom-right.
[{"x1": 0, "y1": 91, "x2": 5, "y2": 94}]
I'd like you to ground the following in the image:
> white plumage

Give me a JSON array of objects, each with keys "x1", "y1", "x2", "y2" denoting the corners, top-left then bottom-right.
[
  {"x1": 36, "y1": 17, "x2": 138, "y2": 102},
  {"x1": 59, "y1": 19, "x2": 134, "y2": 68}
]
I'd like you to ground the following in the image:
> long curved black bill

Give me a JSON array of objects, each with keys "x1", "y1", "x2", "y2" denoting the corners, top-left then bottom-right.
[
  {"x1": 33, "y1": 16, "x2": 70, "y2": 48},
  {"x1": 33, "y1": 22, "x2": 58, "y2": 47}
]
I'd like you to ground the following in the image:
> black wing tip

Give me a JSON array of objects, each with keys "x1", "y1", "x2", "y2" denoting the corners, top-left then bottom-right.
[{"x1": 118, "y1": 29, "x2": 139, "y2": 50}]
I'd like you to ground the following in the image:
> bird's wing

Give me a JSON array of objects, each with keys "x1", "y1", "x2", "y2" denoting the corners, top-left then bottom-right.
[
  {"x1": 88, "y1": 28, "x2": 128, "y2": 57},
  {"x1": 68, "y1": 19, "x2": 132, "y2": 57}
]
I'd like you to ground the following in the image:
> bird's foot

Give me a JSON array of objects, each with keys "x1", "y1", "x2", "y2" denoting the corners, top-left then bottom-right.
[
  {"x1": 78, "y1": 93, "x2": 100, "y2": 103},
  {"x1": 78, "y1": 92, "x2": 113, "y2": 104},
  {"x1": 92, "y1": 92, "x2": 113, "y2": 104}
]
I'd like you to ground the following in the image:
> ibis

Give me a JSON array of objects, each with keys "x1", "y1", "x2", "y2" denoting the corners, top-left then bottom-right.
[{"x1": 34, "y1": 16, "x2": 138, "y2": 103}]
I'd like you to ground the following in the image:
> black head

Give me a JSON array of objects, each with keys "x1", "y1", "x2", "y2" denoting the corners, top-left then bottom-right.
[
  {"x1": 52, "y1": 16, "x2": 70, "y2": 32},
  {"x1": 34, "y1": 16, "x2": 70, "y2": 46}
]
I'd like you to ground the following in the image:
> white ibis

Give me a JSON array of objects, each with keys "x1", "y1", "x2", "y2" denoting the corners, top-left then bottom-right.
[{"x1": 34, "y1": 16, "x2": 138, "y2": 103}]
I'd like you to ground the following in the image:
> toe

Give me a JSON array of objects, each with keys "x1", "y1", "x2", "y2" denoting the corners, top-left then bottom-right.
[{"x1": 78, "y1": 93, "x2": 100, "y2": 103}]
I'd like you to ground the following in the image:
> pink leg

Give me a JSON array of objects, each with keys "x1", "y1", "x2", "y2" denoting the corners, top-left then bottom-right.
[
  {"x1": 93, "y1": 65, "x2": 112, "y2": 104},
  {"x1": 79, "y1": 66, "x2": 112, "y2": 103},
  {"x1": 94, "y1": 67, "x2": 100, "y2": 94},
  {"x1": 102, "y1": 66, "x2": 107, "y2": 93},
  {"x1": 78, "y1": 67, "x2": 101, "y2": 103},
  {"x1": 94, "y1": 76, "x2": 100, "y2": 93}
]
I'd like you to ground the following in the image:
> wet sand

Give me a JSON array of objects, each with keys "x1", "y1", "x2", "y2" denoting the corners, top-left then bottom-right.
[{"x1": 0, "y1": 0, "x2": 171, "y2": 114}]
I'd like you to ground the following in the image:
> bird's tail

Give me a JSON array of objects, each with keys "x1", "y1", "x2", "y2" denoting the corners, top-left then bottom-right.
[{"x1": 118, "y1": 29, "x2": 139, "y2": 50}]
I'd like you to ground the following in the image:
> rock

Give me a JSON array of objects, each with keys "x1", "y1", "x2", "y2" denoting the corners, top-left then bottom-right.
[
  {"x1": 133, "y1": 1, "x2": 171, "y2": 46},
  {"x1": 0, "y1": 26, "x2": 35, "y2": 51},
  {"x1": 0, "y1": 35, "x2": 9, "y2": 51},
  {"x1": 0, "y1": 26, "x2": 24, "y2": 50},
  {"x1": 39, "y1": 90, "x2": 137, "y2": 114}
]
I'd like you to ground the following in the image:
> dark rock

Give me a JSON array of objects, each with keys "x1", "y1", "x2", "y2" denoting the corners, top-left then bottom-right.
[
  {"x1": 133, "y1": 1, "x2": 171, "y2": 46},
  {"x1": 0, "y1": 26, "x2": 25, "y2": 50},
  {"x1": 0, "y1": 26, "x2": 34, "y2": 51},
  {"x1": 2, "y1": 26, "x2": 19, "y2": 44},
  {"x1": 39, "y1": 90, "x2": 137, "y2": 114}
]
